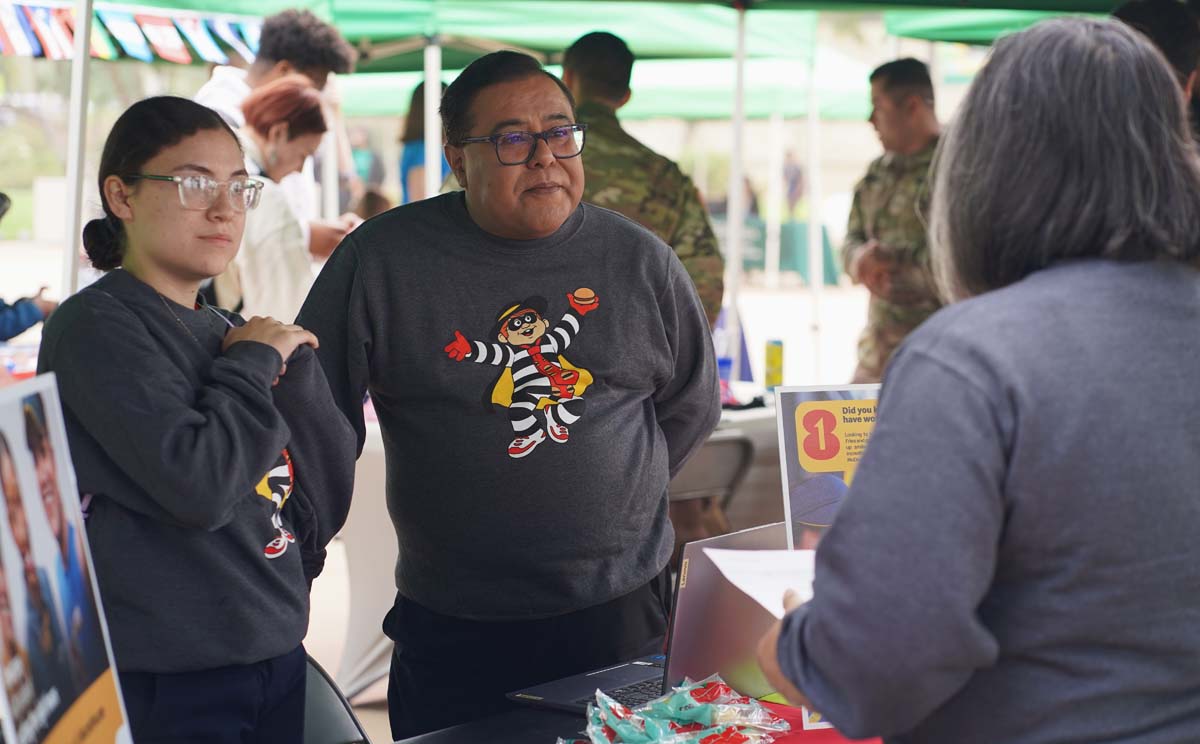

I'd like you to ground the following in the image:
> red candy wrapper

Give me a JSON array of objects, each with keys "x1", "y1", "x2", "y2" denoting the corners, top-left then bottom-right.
[{"x1": 570, "y1": 675, "x2": 790, "y2": 744}]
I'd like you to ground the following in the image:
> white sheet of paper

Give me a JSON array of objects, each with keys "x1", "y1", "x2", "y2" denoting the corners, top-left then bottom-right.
[{"x1": 702, "y1": 548, "x2": 816, "y2": 619}]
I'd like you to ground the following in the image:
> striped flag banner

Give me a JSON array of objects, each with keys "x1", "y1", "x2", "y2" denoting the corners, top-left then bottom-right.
[
  {"x1": 175, "y1": 15, "x2": 226, "y2": 64},
  {"x1": 209, "y1": 17, "x2": 253, "y2": 63},
  {"x1": 134, "y1": 13, "x2": 191, "y2": 64},
  {"x1": 3, "y1": 1, "x2": 40, "y2": 56},
  {"x1": 23, "y1": 5, "x2": 72, "y2": 59},
  {"x1": 96, "y1": 9, "x2": 151, "y2": 61}
]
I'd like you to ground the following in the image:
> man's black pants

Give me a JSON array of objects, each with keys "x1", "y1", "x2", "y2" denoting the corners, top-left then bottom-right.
[{"x1": 387, "y1": 566, "x2": 673, "y2": 740}]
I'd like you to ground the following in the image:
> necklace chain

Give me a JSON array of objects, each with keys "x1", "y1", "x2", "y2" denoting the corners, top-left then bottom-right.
[
  {"x1": 157, "y1": 293, "x2": 204, "y2": 347},
  {"x1": 156, "y1": 293, "x2": 235, "y2": 349}
]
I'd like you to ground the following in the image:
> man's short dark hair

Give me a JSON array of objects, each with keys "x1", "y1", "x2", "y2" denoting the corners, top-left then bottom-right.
[
  {"x1": 870, "y1": 57, "x2": 935, "y2": 106},
  {"x1": 1113, "y1": 0, "x2": 1200, "y2": 87},
  {"x1": 257, "y1": 9, "x2": 355, "y2": 76},
  {"x1": 563, "y1": 32, "x2": 634, "y2": 101},
  {"x1": 441, "y1": 51, "x2": 575, "y2": 146}
]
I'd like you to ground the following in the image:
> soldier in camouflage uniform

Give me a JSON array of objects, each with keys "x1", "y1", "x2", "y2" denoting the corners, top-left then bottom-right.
[
  {"x1": 562, "y1": 32, "x2": 724, "y2": 327},
  {"x1": 844, "y1": 58, "x2": 943, "y2": 383}
]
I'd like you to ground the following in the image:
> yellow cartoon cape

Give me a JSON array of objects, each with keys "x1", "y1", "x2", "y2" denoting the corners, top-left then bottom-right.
[{"x1": 491, "y1": 357, "x2": 593, "y2": 409}]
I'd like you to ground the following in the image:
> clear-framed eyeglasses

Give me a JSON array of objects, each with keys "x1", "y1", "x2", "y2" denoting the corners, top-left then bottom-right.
[
  {"x1": 127, "y1": 173, "x2": 263, "y2": 212},
  {"x1": 458, "y1": 124, "x2": 587, "y2": 166}
]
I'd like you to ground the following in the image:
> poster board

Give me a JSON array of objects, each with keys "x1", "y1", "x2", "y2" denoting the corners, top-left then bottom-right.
[
  {"x1": 0, "y1": 375, "x2": 129, "y2": 744},
  {"x1": 775, "y1": 384, "x2": 880, "y2": 551}
]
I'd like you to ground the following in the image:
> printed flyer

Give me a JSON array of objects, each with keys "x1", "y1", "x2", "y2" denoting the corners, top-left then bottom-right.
[
  {"x1": 0, "y1": 375, "x2": 130, "y2": 744},
  {"x1": 775, "y1": 385, "x2": 880, "y2": 551}
]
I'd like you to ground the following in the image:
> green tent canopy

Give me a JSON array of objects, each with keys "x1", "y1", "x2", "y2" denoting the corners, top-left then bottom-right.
[
  {"x1": 883, "y1": 9, "x2": 1093, "y2": 44},
  {"x1": 108, "y1": 0, "x2": 816, "y2": 72},
  {"x1": 728, "y1": 0, "x2": 1117, "y2": 9},
  {"x1": 340, "y1": 46, "x2": 871, "y2": 120}
]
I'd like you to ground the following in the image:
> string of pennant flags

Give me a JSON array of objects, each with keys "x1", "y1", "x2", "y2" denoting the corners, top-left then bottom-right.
[{"x1": 0, "y1": 0, "x2": 260, "y2": 65}]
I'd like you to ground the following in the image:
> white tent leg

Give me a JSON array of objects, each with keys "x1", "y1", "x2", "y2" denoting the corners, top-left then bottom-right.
[
  {"x1": 764, "y1": 112, "x2": 784, "y2": 290},
  {"x1": 62, "y1": 0, "x2": 94, "y2": 297},
  {"x1": 321, "y1": 73, "x2": 340, "y2": 221},
  {"x1": 724, "y1": 5, "x2": 747, "y2": 380},
  {"x1": 806, "y1": 39, "x2": 824, "y2": 384},
  {"x1": 423, "y1": 40, "x2": 442, "y2": 199}
]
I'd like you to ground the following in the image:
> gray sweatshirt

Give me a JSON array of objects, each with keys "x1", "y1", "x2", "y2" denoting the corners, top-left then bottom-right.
[
  {"x1": 38, "y1": 269, "x2": 355, "y2": 673},
  {"x1": 298, "y1": 192, "x2": 720, "y2": 620},
  {"x1": 778, "y1": 259, "x2": 1200, "y2": 742}
]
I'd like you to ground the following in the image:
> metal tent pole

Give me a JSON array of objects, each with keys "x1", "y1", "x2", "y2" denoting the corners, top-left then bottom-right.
[
  {"x1": 62, "y1": 0, "x2": 95, "y2": 296},
  {"x1": 423, "y1": 38, "x2": 442, "y2": 199},
  {"x1": 322, "y1": 73, "x2": 341, "y2": 220},
  {"x1": 805, "y1": 37, "x2": 825, "y2": 383},
  {"x1": 724, "y1": 4, "x2": 748, "y2": 380},
  {"x1": 764, "y1": 112, "x2": 784, "y2": 290}
]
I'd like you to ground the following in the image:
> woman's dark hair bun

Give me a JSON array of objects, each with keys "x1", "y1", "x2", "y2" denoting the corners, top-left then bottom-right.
[{"x1": 82, "y1": 216, "x2": 123, "y2": 271}]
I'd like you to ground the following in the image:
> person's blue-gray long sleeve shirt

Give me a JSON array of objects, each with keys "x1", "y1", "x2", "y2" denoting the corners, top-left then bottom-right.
[
  {"x1": 0, "y1": 297, "x2": 44, "y2": 341},
  {"x1": 778, "y1": 259, "x2": 1200, "y2": 743}
]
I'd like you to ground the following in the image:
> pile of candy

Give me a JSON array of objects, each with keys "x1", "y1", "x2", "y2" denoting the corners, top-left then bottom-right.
[{"x1": 559, "y1": 675, "x2": 790, "y2": 744}]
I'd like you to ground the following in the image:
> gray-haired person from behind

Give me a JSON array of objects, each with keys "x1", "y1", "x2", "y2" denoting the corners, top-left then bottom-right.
[{"x1": 758, "y1": 18, "x2": 1200, "y2": 743}]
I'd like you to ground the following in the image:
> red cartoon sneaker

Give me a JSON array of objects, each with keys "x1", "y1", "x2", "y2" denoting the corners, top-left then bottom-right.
[
  {"x1": 508, "y1": 429, "x2": 546, "y2": 458},
  {"x1": 547, "y1": 422, "x2": 569, "y2": 443},
  {"x1": 264, "y1": 534, "x2": 290, "y2": 559}
]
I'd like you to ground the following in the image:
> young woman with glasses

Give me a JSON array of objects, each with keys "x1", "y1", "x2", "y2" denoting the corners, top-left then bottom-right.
[{"x1": 36, "y1": 96, "x2": 354, "y2": 742}]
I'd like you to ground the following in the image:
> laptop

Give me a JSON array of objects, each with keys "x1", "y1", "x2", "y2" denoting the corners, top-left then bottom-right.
[{"x1": 508, "y1": 522, "x2": 787, "y2": 713}]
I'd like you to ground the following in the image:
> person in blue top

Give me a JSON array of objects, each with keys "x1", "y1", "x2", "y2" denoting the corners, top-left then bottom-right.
[
  {"x1": 0, "y1": 291, "x2": 55, "y2": 342},
  {"x1": 24, "y1": 394, "x2": 108, "y2": 689},
  {"x1": 399, "y1": 82, "x2": 450, "y2": 203},
  {"x1": 0, "y1": 193, "x2": 57, "y2": 342}
]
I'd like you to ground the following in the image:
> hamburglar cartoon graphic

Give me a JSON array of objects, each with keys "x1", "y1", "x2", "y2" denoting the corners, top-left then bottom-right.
[
  {"x1": 444, "y1": 288, "x2": 601, "y2": 458},
  {"x1": 254, "y1": 449, "x2": 296, "y2": 558}
]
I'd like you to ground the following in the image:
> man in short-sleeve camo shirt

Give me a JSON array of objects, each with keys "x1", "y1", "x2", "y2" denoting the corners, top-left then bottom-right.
[{"x1": 844, "y1": 58, "x2": 943, "y2": 383}]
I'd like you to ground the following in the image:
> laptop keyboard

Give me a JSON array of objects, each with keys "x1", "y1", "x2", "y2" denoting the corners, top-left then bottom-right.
[{"x1": 576, "y1": 677, "x2": 664, "y2": 708}]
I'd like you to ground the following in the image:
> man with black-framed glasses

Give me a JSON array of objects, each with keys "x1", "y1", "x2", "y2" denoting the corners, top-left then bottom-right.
[{"x1": 298, "y1": 50, "x2": 719, "y2": 738}]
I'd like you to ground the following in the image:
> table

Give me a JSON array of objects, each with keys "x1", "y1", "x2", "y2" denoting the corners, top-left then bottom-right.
[
  {"x1": 394, "y1": 700, "x2": 879, "y2": 743},
  {"x1": 395, "y1": 707, "x2": 583, "y2": 743}
]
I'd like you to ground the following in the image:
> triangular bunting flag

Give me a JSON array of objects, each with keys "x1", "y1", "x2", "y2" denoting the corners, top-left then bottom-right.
[
  {"x1": 56, "y1": 7, "x2": 119, "y2": 60},
  {"x1": 135, "y1": 13, "x2": 191, "y2": 64},
  {"x1": 175, "y1": 16, "x2": 226, "y2": 64},
  {"x1": 10, "y1": 2, "x2": 42, "y2": 57},
  {"x1": 96, "y1": 9, "x2": 151, "y2": 62},
  {"x1": 239, "y1": 19, "x2": 259, "y2": 54},
  {"x1": 0, "y1": 2, "x2": 15, "y2": 55},
  {"x1": 209, "y1": 18, "x2": 253, "y2": 63},
  {"x1": 23, "y1": 6, "x2": 69, "y2": 59}
]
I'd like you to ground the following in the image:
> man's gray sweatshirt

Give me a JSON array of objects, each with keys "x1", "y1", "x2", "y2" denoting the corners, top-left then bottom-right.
[{"x1": 298, "y1": 192, "x2": 720, "y2": 620}]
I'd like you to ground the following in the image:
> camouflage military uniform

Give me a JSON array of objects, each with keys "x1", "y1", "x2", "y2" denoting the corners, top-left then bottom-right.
[
  {"x1": 576, "y1": 102, "x2": 724, "y2": 325},
  {"x1": 442, "y1": 102, "x2": 724, "y2": 325},
  {"x1": 843, "y1": 137, "x2": 942, "y2": 383}
]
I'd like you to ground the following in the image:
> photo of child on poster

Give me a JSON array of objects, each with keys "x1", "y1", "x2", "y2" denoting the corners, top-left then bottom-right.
[
  {"x1": 0, "y1": 377, "x2": 129, "y2": 744},
  {"x1": 776, "y1": 385, "x2": 880, "y2": 551},
  {"x1": 0, "y1": 430, "x2": 71, "y2": 741}
]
